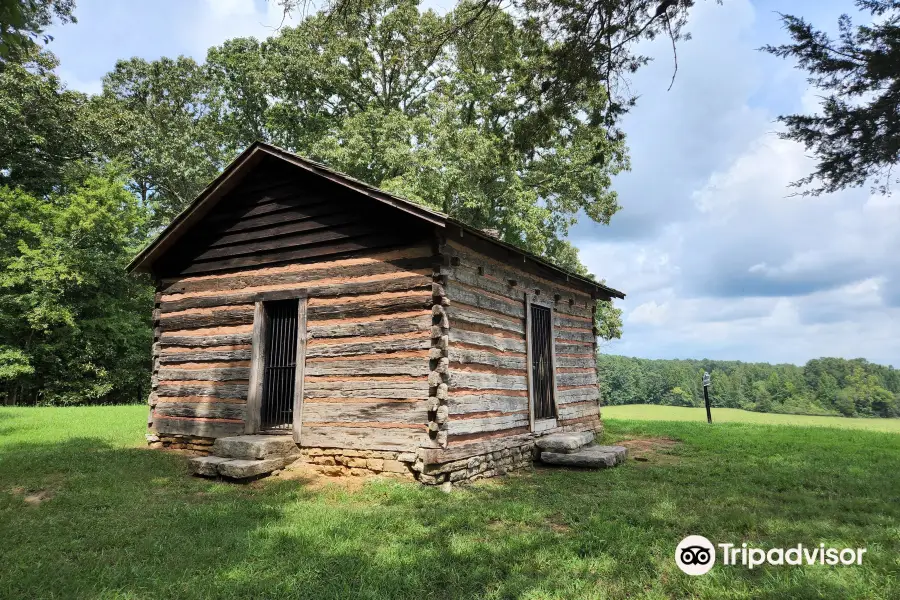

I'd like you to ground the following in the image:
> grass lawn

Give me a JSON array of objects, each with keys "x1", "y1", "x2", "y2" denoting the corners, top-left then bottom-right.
[
  {"x1": 602, "y1": 404, "x2": 900, "y2": 432},
  {"x1": 1, "y1": 406, "x2": 899, "y2": 599}
]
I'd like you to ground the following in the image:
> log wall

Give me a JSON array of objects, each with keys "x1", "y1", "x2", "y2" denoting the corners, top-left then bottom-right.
[
  {"x1": 425, "y1": 236, "x2": 601, "y2": 466},
  {"x1": 151, "y1": 239, "x2": 436, "y2": 450}
]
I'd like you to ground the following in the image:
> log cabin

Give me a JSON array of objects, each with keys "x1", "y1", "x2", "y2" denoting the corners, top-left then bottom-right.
[{"x1": 128, "y1": 142, "x2": 625, "y2": 484}]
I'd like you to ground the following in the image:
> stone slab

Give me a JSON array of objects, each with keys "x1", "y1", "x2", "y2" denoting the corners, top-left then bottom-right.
[
  {"x1": 534, "y1": 431, "x2": 595, "y2": 453},
  {"x1": 212, "y1": 435, "x2": 298, "y2": 460},
  {"x1": 188, "y1": 455, "x2": 233, "y2": 477},
  {"x1": 540, "y1": 444, "x2": 628, "y2": 468},
  {"x1": 217, "y1": 457, "x2": 287, "y2": 479}
]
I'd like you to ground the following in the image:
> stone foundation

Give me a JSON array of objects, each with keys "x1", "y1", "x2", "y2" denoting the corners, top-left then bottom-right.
[
  {"x1": 299, "y1": 448, "x2": 419, "y2": 478},
  {"x1": 146, "y1": 433, "x2": 215, "y2": 453},
  {"x1": 415, "y1": 442, "x2": 536, "y2": 485}
]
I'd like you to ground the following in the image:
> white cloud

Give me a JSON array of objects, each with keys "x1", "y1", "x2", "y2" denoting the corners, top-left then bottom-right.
[{"x1": 579, "y1": 0, "x2": 900, "y2": 367}]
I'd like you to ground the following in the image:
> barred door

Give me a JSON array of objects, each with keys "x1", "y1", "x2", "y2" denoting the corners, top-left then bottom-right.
[
  {"x1": 260, "y1": 299, "x2": 299, "y2": 432},
  {"x1": 530, "y1": 304, "x2": 556, "y2": 420}
]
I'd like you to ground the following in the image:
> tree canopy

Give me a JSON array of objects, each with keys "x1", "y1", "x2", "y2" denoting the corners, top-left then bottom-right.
[
  {"x1": 0, "y1": 0, "x2": 75, "y2": 63},
  {"x1": 764, "y1": 1, "x2": 900, "y2": 195}
]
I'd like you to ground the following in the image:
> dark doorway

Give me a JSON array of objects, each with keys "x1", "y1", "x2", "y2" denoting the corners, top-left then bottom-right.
[
  {"x1": 260, "y1": 299, "x2": 299, "y2": 432},
  {"x1": 530, "y1": 304, "x2": 556, "y2": 420}
]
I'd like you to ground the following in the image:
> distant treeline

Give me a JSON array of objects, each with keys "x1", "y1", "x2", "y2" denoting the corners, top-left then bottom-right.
[{"x1": 597, "y1": 355, "x2": 900, "y2": 419}]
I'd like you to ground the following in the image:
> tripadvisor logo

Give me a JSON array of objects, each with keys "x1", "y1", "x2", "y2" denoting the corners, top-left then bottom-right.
[{"x1": 675, "y1": 536, "x2": 867, "y2": 576}]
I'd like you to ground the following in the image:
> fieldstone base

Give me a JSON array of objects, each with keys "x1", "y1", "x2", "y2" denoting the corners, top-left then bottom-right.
[
  {"x1": 299, "y1": 448, "x2": 418, "y2": 478},
  {"x1": 416, "y1": 443, "x2": 536, "y2": 486},
  {"x1": 147, "y1": 433, "x2": 215, "y2": 453}
]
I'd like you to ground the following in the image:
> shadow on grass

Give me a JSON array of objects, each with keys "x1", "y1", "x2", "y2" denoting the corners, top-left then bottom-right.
[{"x1": 0, "y1": 421, "x2": 898, "y2": 599}]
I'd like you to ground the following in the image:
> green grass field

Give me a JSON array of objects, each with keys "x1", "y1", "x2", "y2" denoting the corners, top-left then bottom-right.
[
  {"x1": 602, "y1": 404, "x2": 900, "y2": 432},
  {"x1": 1, "y1": 405, "x2": 899, "y2": 599}
]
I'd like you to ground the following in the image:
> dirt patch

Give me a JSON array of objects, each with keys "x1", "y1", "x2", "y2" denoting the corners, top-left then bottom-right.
[
  {"x1": 545, "y1": 514, "x2": 572, "y2": 533},
  {"x1": 10, "y1": 486, "x2": 55, "y2": 506},
  {"x1": 265, "y1": 463, "x2": 385, "y2": 492},
  {"x1": 617, "y1": 437, "x2": 681, "y2": 466}
]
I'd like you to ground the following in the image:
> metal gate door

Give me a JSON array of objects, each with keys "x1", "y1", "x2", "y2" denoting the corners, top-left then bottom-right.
[
  {"x1": 260, "y1": 299, "x2": 299, "y2": 432},
  {"x1": 530, "y1": 304, "x2": 556, "y2": 420}
]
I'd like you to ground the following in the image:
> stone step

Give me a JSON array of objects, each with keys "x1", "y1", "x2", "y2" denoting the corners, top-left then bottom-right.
[
  {"x1": 540, "y1": 444, "x2": 628, "y2": 469},
  {"x1": 535, "y1": 431, "x2": 595, "y2": 454},
  {"x1": 188, "y1": 455, "x2": 294, "y2": 480},
  {"x1": 212, "y1": 435, "x2": 298, "y2": 460}
]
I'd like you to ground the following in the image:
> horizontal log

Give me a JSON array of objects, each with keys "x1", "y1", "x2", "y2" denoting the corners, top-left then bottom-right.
[
  {"x1": 179, "y1": 234, "x2": 410, "y2": 275},
  {"x1": 558, "y1": 403, "x2": 599, "y2": 420},
  {"x1": 444, "y1": 282, "x2": 524, "y2": 319},
  {"x1": 209, "y1": 211, "x2": 360, "y2": 248},
  {"x1": 156, "y1": 383, "x2": 249, "y2": 399},
  {"x1": 159, "y1": 333, "x2": 253, "y2": 347},
  {"x1": 158, "y1": 368, "x2": 251, "y2": 382},
  {"x1": 159, "y1": 275, "x2": 431, "y2": 312},
  {"x1": 559, "y1": 415, "x2": 601, "y2": 428},
  {"x1": 213, "y1": 200, "x2": 334, "y2": 233},
  {"x1": 300, "y1": 425, "x2": 426, "y2": 451},
  {"x1": 192, "y1": 223, "x2": 379, "y2": 262},
  {"x1": 448, "y1": 347, "x2": 526, "y2": 371},
  {"x1": 159, "y1": 349, "x2": 252, "y2": 364},
  {"x1": 449, "y1": 329, "x2": 526, "y2": 353},
  {"x1": 305, "y1": 336, "x2": 430, "y2": 358},
  {"x1": 307, "y1": 292, "x2": 432, "y2": 320},
  {"x1": 556, "y1": 389, "x2": 599, "y2": 404},
  {"x1": 554, "y1": 314, "x2": 594, "y2": 329},
  {"x1": 554, "y1": 328, "x2": 595, "y2": 343},
  {"x1": 448, "y1": 304, "x2": 524, "y2": 335},
  {"x1": 447, "y1": 414, "x2": 529, "y2": 436},
  {"x1": 304, "y1": 358, "x2": 429, "y2": 377},
  {"x1": 554, "y1": 355, "x2": 596, "y2": 369},
  {"x1": 449, "y1": 370, "x2": 527, "y2": 391},
  {"x1": 303, "y1": 378, "x2": 429, "y2": 401},
  {"x1": 308, "y1": 314, "x2": 431, "y2": 339},
  {"x1": 556, "y1": 342, "x2": 596, "y2": 355},
  {"x1": 161, "y1": 246, "x2": 433, "y2": 295},
  {"x1": 159, "y1": 306, "x2": 255, "y2": 331},
  {"x1": 154, "y1": 417, "x2": 245, "y2": 438},
  {"x1": 154, "y1": 402, "x2": 247, "y2": 420},
  {"x1": 557, "y1": 372, "x2": 598, "y2": 387},
  {"x1": 447, "y1": 394, "x2": 528, "y2": 415},
  {"x1": 302, "y1": 400, "x2": 428, "y2": 425}
]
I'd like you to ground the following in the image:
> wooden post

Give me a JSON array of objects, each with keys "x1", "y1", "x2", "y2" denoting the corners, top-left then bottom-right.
[
  {"x1": 245, "y1": 301, "x2": 267, "y2": 434},
  {"x1": 547, "y1": 303, "x2": 559, "y2": 419},
  {"x1": 525, "y1": 293, "x2": 535, "y2": 432},
  {"x1": 292, "y1": 297, "x2": 308, "y2": 443}
]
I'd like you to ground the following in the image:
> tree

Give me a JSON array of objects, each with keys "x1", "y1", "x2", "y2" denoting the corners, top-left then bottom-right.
[
  {"x1": 0, "y1": 0, "x2": 75, "y2": 63},
  {"x1": 0, "y1": 47, "x2": 90, "y2": 195},
  {"x1": 0, "y1": 171, "x2": 154, "y2": 405},
  {"x1": 88, "y1": 56, "x2": 228, "y2": 226},
  {"x1": 764, "y1": 1, "x2": 900, "y2": 195},
  {"x1": 300, "y1": 0, "x2": 717, "y2": 147},
  {"x1": 96, "y1": 0, "x2": 627, "y2": 337}
]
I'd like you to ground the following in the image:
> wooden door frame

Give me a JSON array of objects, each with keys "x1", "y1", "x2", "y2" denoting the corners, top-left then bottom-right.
[
  {"x1": 244, "y1": 294, "x2": 308, "y2": 439},
  {"x1": 292, "y1": 297, "x2": 308, "y2": 443},
  {"x1": 525, "y1": 294, "x2": 559, "y2": 432}
]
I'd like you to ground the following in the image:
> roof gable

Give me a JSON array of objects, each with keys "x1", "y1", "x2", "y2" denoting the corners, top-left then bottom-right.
[{"x1": 128, "y1": 142, "x2": 625, "y2": 300}]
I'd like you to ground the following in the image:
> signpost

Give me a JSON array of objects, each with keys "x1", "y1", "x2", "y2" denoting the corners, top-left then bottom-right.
[{"x1": 702, "y1": 371, "x2": 712, "y2": 424}]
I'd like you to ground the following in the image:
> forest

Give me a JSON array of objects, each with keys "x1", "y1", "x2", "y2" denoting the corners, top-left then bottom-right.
[{"x1": 597, "y1": 355, "x2": 900, "y2": 419}]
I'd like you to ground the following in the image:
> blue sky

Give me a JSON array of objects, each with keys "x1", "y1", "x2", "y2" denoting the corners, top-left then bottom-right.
[{"x1": 47, "y1": 0, "x2": 900, "y2": 367}]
